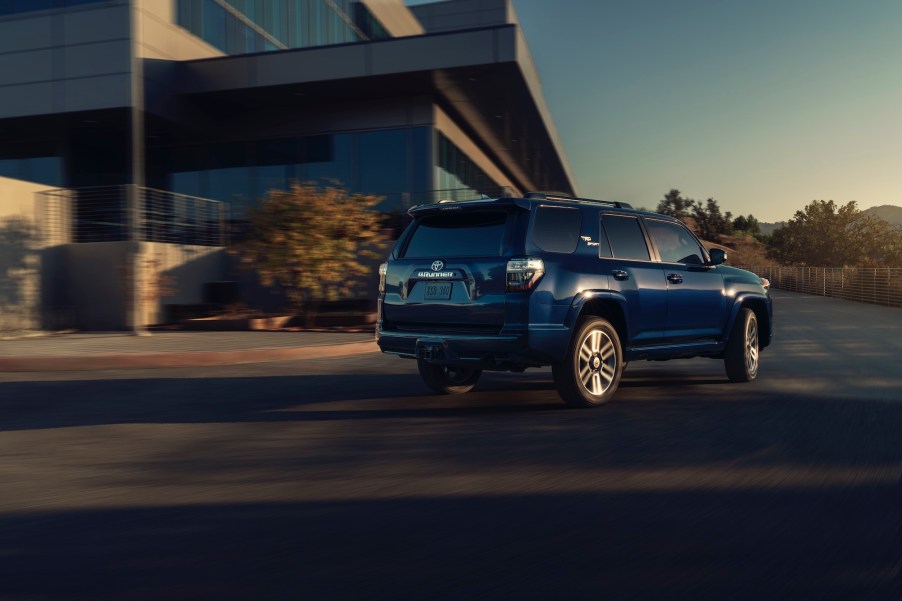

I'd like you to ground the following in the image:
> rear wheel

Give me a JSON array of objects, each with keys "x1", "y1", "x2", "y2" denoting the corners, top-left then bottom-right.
[
  {"x1": 417, "y1": 360, "x2": 482, "y2": 394},
  {"x1": 724, "y1": 307, "x2": 759, "y2": 382},
  {"x1": 552, "y1": 317, "x2": 623, "y2": 407}
]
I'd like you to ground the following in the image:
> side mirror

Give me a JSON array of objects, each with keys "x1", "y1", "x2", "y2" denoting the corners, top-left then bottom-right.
[{"x1": 708, "y1": 248, "x2": 727, "y2": 265}]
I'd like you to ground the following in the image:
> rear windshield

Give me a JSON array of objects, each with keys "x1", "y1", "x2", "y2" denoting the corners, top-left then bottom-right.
[{"x1": 403, "y1": 211, "x2": 509, "y2": 257}]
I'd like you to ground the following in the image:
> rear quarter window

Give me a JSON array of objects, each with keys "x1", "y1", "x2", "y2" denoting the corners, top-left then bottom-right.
[
  {"x1": 532, "y1": 206, "x2": 581, "y2": 254},
  {"x1": 402, "y1": 211, "x2": 509, "y2": 258}
]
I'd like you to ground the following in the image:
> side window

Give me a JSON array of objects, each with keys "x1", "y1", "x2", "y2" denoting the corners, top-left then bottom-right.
[
  {"x1": 645, "y1": 219, "x2": 705, "y2": 264},
  {"x1": 532, "y1": 206, "x2": 581, "y2": 254},
  {"x1": 601, "y1": 215, "x2": 650, "y2": 261},
  {"x1": 597, "y1": 217, "x2": 612, "y2": 257}
]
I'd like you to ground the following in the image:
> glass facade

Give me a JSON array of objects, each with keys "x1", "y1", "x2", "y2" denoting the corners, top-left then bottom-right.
[
  {"x1": 148, "y1": 126, "x2": 432, "y2": 219},
  {"x1": 0, "y1": 156, "x2": 62, "y2": 187},
  {"x1": 177, "y1": 0, "x2": 391, "y2": 55},
  {"x1": 435, "y1": 132, "x2": 501, "y2": 201},
  {"x1": 0, "y1": 0, "x2": 106, "y2": 16}
]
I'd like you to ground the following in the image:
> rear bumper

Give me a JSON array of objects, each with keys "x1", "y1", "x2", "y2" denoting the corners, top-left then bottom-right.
[
  {"x1": 377, "y1": 328, "x2": 525, "y2": 366},
  {"x1": 377, "y1": 324, "x2": 570, "y2": 369}
]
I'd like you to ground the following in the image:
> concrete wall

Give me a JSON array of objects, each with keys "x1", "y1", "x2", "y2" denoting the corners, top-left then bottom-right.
[
  {"x1": 410, "y1": 0, "x2": 513, "y2": 33},
  {"x1": 360, "y1": 0, "x2": 425, "y2": 37},
  {"x1": 134, "y1": 0, "x2": 224, "y2": 122},
  {"x1": 0, "y1": 177, "x2": 49, "y2": 334},
  {"x1": 141, "y1": 242, "x2": 226, "y2": 325},
  {"x1": 58, "y1": 241, "x2": 227, "y2": 330},
  {"x1": 189, "y1": 95, "x2": 435, "y2": 141},
  {"x1": 0, "y1": 1, "x2": 133, "y2": 119},
  {"x1": 64, "y1": 240, "x2": 130, "y2": 330},
  {"x1": 133, "y1": 0, "x2": 222, "y2": 62}
]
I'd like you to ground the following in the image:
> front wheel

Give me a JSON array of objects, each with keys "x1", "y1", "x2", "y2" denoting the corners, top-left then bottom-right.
[
  {"x1": 417, "y1": 360, "x2": 482, "y2": 394},
  {"x1": 724, "y1": 307, "x2": 759, "y2": 382},
  {"x1": 552, "y1": 317, "x2": 623, "y2": 407}
]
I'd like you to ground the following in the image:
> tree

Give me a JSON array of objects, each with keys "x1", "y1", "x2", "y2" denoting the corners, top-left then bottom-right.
[
  {"x1": 656, "y1": 189, "x2": 693, "y2": 221},
  {"x1": 233, "y1": 183, "x2": 388, "y2": 325},
  {"x1": 692, "y1": 197, "x2": 733, "y2": 242},
  {"x1": 732, "y1": 214, "x2": 760, "y2": 235},
  {"x1": 656, "y1": 190, "x2": 735, "y2": 242},
  {"x1": 766, "y1": 200, "x2": 902, "y2": 267}
]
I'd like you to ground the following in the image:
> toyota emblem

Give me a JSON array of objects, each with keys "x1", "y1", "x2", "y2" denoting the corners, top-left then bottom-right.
[{"x1": 431, "y1": 261, "x2": 444, "y2": 272}]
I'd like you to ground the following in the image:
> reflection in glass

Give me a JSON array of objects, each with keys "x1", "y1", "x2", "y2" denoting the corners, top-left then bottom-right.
[
  {"x1": 153, "y1": 126, "x2": 442, "y2": 219},
  {"x1": 176, "y1": 0, "x2": 389, "y2": 55},
  {"x1": 404, "y1": 212, "x2": 509, "y2": 258},
  {"x1": 435, "y1": 133, "x2": 499, "y2": 202},
  {"x1": 0, "y1": 157, "x2": 63, "y2": 187}
]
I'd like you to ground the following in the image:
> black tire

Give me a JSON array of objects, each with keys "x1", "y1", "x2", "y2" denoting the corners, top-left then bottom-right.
[
  {"x1": 724, "y1": 307, "x2": 759, "y2": 382},
  {"x1": 417, "y1": 360, "x2": 482, "y2": 394},
  {"x1": 552, "y1": 317, "x2": 623, "y2": 407}
]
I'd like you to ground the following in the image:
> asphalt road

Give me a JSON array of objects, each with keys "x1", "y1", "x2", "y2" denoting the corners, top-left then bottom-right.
[{"x1": 1, "y1": 291, "x2": 901, "y2": 600}]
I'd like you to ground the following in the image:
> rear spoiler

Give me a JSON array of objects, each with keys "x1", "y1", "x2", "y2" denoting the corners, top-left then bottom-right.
[{"x1": 408, "y1": 197, "x2": 531, "y2": 217}]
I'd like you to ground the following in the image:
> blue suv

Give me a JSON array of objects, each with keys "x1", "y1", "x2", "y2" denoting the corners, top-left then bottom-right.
[{"x1": 376, "y1": 193, "x2": 773, "y2": 407}]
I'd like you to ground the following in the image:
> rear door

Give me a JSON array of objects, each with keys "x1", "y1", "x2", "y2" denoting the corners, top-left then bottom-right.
[
  {"x1": 599, "y1": 214, "x2": 667, "y2": 346},
  {"x1": 381, "y1": 208, "x2": 515, "y2": 333}
]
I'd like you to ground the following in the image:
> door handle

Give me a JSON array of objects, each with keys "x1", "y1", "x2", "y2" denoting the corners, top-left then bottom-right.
[
  {"x1": 612, "y1": 270, "x2": 629, "y2": 281},
  {"x1": 667, "y1": 273, "x2": 683, "y2": 284}
]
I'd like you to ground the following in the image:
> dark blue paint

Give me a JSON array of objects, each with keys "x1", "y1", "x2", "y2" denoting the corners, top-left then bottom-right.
[{"x1": 377, "y1": 196, "x2": 772, "y2": 370}]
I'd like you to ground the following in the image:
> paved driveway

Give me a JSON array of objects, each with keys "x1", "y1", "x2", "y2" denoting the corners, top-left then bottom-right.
[{"x1": 0, "y1": 291, "x2": 900, "y2": 600}]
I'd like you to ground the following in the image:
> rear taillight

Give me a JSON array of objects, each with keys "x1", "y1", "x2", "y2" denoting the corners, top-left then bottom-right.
[
  {"x1": 506, "y1": 257, "x2": 545, "y2": 292},
  {"x1": 378, "y1": 262, "x2": 387, "y2": 293}
]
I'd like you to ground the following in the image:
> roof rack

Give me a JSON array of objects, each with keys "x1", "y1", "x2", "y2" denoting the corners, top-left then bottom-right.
[{"x1": 524, "y1": 191, "x2": 633, "y2": 209}]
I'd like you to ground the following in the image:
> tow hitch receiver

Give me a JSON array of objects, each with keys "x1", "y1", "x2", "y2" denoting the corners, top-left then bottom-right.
[{"x1": 416, "y1": 340, "x2": 446, "y2": 362}]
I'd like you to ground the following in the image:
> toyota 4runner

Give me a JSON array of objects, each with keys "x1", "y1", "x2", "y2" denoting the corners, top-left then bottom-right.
[{"x1": 376, "y1": 192, "x2": 773, "y2": 407}]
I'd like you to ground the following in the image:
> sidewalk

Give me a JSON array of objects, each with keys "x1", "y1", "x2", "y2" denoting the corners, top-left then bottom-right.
[{"x1": 0, "y1": 331, "x2": 378, "y2": 371}]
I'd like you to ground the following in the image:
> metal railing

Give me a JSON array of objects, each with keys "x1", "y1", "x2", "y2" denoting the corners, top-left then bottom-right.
[
  {"x1": 38, "y1": 185, "x2": 227, "y2": 247},
  {"x1": 738, "y1": 266, "x2": 902, "y2": 308}
]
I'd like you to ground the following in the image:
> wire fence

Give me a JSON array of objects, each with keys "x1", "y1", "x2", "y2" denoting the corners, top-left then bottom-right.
[
  {"x1": 737, "y1": 266, "x2": 902, "y2": 308},
  {"x1": 38, "y1": 185, "x2": 227, "y2": 247}
]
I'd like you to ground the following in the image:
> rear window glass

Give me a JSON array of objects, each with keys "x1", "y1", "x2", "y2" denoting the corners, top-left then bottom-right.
[
  {"x1": 601, "y1": 215, "x2": 650, "y2": 261},
  {"x1": 532, "y1": 206, "x2": 581, "y2": 253},
  {"x1": 403, "y1": 211, "x2": 508, "y2": 257}
]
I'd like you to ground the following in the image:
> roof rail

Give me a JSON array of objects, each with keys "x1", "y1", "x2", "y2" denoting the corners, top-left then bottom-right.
[{"x1": 524, "y1": 191, "x2": 633, "y2": 209}]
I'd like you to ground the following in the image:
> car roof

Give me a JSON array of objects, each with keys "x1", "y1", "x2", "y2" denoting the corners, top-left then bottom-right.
[{"x1": 408, "y1": 192, "x2": 678, "y2": 223}]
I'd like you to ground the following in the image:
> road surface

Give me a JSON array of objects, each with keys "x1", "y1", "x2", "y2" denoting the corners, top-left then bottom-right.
[{"x1": 1, "y1": 291, "x2": 900, "y2": 600}]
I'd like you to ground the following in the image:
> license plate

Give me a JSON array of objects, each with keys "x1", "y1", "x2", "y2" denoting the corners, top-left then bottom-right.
[{"x1": 424, "y1": 282, "x2": 452, "y2": 300}]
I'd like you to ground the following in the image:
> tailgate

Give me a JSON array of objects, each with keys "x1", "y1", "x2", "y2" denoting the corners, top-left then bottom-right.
[{"x1": 382, "y1": 209, "x2": 515, "y2": 333}]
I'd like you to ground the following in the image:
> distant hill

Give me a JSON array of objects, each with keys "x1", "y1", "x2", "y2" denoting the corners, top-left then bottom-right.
[
  {"x1": 758, "y1": 221, "x2": 785, "y2": 235},
  {"x1": 863, "y1": 205, "x2": 902, "y2": 226},
  {"x1": 756, "y1": 204, "x2": 901, "y2": 234}
]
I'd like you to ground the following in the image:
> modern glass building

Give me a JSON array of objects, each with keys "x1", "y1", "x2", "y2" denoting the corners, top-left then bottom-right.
[{"x1": 0, "y1": 0, "x2": 576, "y2": 328}]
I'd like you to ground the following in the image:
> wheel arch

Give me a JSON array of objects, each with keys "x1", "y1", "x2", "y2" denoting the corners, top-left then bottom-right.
[
  {"x1": 729, "y1": 294, "x2": 771, "y2": 349},
  {"x1": 566, "y1": 292, "x2": 628, "y2": 348}
]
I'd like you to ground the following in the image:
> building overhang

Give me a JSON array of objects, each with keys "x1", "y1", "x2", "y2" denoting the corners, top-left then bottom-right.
[{"x1": 175, "y1": 25, "x2": 575, "y2": 195}]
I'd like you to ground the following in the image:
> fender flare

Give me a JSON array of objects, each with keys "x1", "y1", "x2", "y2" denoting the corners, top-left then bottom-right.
[
  {"x1": 723, "y1": 292, "x2": 770, "y2": 342},
  {"x1": 564, "y1": 290, "x2": 629, "y2": 331}
]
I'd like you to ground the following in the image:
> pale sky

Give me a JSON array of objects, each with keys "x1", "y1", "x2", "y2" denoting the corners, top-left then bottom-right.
[{"x1": 408, "y1": 0, "x2": 902, "y2": 222}]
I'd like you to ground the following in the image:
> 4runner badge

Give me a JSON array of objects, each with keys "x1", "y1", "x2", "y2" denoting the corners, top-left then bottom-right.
[{"x1": 418, "y1": 261, "x2": 456, "y2": 278}]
